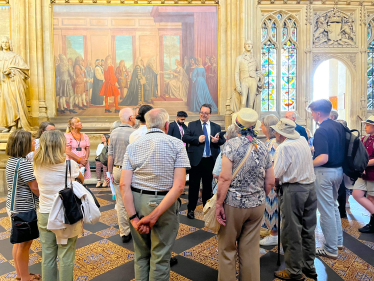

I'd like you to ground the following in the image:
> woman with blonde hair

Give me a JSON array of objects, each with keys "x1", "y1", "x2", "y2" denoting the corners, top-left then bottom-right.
[
  {"x1": 164, "y1": 59, "x2": 189, "y2": 101},
  {"x1": 5, "y1": 129, "x2": 40, "y2": 281},
  {"x1": 99, "y1": 55, "x2": 120, "y2": 113},
  {"x1": 65, "y1": 117, "x2": 91, "y2": 179},
  {"x1": 34, "y1": 130, "x2": 84, "y2": 281}
]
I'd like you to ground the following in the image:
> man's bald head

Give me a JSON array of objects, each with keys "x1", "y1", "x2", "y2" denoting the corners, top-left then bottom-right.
[
  {"x1": 285, "y1": 112, "x2": 296, "y2": 122},
  {"x1": 119, "y1": 108, "x2": 135, "y2": 125},
  {"x1": 145, "y1": 108, "x2": 169, "y2": 132}
]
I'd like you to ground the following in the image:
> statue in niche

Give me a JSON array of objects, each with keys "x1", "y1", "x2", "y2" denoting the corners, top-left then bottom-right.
[
  {"x1": 313, "y1": 8, "x2": 356, "y2": 47},
  {"x1": 0, "y1": 36, "x2": 32, "y2": 132},
  {"x1": 232, "y1": 40, "x2": 264, "y2": 112}
]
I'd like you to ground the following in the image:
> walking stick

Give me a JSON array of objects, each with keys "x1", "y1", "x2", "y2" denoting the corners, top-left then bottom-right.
[{"x1": 277, "y1": 185, "x2": 281, "y2": 266}]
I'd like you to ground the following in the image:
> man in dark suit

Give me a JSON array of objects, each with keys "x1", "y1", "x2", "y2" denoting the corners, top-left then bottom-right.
[
  {"x1": 182, "y1": 104, "x2": 225, "y2": 219},
  {"x1": 168, "y1": 111, "x2": 188, "y2": 146},
  {"x1": 285, "y1": 111, "x2": 308, "y2": 141}
]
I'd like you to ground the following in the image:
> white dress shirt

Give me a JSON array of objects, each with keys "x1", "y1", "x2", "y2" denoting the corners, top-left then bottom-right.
[
  {"x1": 200, "y1": 119, "x2": 211, "y2": 157},
  {"x1": 274, "y1": 137, "x2": 316, "y2": 185},
  {"x1": 129, "y1": 125, "x2": 148, "y2": 144}
]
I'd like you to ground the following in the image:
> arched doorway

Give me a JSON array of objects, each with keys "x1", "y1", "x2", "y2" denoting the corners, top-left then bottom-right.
[{"x1": 312, "y1": 58, "x2": 352, "y2": 128}]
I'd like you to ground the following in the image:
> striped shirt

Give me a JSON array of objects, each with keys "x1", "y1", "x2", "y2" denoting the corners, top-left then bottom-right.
[
  {"x1": 6, "y1": 157, "x2": 39, "y2": 212},
  {"x1": 108, "y1": 124, "x2": 135, "y2": 166},
  {"x1": 274, "y1": 137, "x2": 315, "y2": 185},
  {"x1": 123, "y1": 128, "x2": 191, "y2": 191}
]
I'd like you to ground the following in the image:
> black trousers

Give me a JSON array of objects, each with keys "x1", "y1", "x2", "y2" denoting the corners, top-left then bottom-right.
[
  {"x1": 187, "y1": 157, "x2": 214, "y2": 211},
  {"x1": 337, "y1": 179, "x2": 347, "y2": 218}
]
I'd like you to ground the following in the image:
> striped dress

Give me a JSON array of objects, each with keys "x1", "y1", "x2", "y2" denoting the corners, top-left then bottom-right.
[
  {"x1": 6, "y1": 157, "x2": 39, "y2": 213},
  {"x1": 262, "y1": 138, "x2": 279, "y2": 231}
]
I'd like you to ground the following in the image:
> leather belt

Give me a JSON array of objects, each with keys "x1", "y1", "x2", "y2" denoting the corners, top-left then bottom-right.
[
  {"x1": 131, "y1": 186, "x2": 168, "y2": 196},
  {"x1": 114, "y1": 165, "x2": 122, "y2": 169}
]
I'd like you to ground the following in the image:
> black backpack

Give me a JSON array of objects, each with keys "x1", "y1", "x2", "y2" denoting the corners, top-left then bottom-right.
[
  {"x1": 342, "y1": 126, "x2": 369, "y2": 181},
  {"x1": 99, "y1": 145, "x2": 109, "y2": 167}
]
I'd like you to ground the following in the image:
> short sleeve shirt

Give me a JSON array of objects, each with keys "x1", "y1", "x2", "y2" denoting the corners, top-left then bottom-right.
[
  {"x1": 264, "y1": 138, "x2": 279, "y2": 161},
  {"x1": 362, "y1": 135, "x2": 374, "y2": 181},
  {"x1": 222, "y1": 137, "x2": 272, "y2": 209},
  {"x1": 6, "y1": 157, "x2": 39, "y2": 212},
  {"x1": 313, "y1": 119, "x2": 345, "y2": 168},
  {"x1": 123, "y1": 128, "x2": 191, "y2": 191}
]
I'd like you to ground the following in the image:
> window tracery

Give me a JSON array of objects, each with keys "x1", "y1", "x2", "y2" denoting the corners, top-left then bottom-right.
[{"x1": 367, "y1": 18, "x2": 374, "y2": 110}]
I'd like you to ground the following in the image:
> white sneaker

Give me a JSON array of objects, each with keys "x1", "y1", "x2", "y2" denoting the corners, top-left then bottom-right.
[
  {"x1": 260, "y1": 235, "x2": 278, "y2": 246},
  {"x1": 316, "y1": 247, "x2": 338, "y2": 259}
]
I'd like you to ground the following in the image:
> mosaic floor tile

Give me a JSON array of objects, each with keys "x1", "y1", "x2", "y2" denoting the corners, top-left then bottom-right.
[
  {"x1": 0, "y1": 218, "x2": 11, "y2": 232},
  {"x1": 96, "y1": 197, "x2": 114, "y2": 207},
  {"x1": 0, "y1": 271, "x2": 17, "y2": 281},
  {"x1": 129, "y1": 271, "x2": 192, "y2": 281},
  {"x1": 98, "y1": 209, "x2": 118, "y2": 227},
  {"x1": 95, "y1": 227, "x2": 119, "y2": 239},
  {"x1": 0, "y1": 232, "x2": 10, "y2": 241},
  {"x1": 180, "y1": 205, "x2": 204, "y2": 220},
  {"x1": 73, "y1": 239, "x2": 134, "y2": 280},
  {"x1": 0, "y1": 209, "x2": 6, "y2": 215},
  {"x1": 8, "y1": 253, "x2": 41, "y2": 267},
  {"x1": 30, "y1": 238, "x2": 42, "y2": 253},
  {"x1": 176, "y1": 224, "x2": 198, "y2": 240},
  {"x1": 79, "y1": 230, "x2": 92, "y2": 238}
]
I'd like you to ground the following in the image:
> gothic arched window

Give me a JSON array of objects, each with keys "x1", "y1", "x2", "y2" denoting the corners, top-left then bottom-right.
[
  {"x1": 261, "y1": 13, "x2": 298, "y2": 112},
  {"x1": 367, "y1": 20, "x2": 374, "y2": 110}
]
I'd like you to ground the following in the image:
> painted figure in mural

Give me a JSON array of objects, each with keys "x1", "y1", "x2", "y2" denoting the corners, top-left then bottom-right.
[
  {"x1": 115, "y1": 60, "x2": 129, "y2": 99},
  {"x1": 206, "y1": 55, "x2": 218, "y2": 106},
  {"x1": 183, "y1": 56, "x2": 189, "y2": 72},
  {"x1": 190, "y1": 57, "x2": 218, "y2": 113},
  {"x1": 55, "y1": 55, "x2": 60, "y2": 96},
  {"x1": 85, "y1": 60, "x2": 94, "y2": 102},
  {"x1": 56, "y1": 54, "x2": 76, "y2": 114},
  {"x1": 0, "y1": 36, "x2": 32, "y2": 132},
  {"x1": 74, "y1": 56, "x2": 87, "y2": 110},
  {"x1": 163, "y1": 59, "x2": 189, "y2": 101},
  {"x1": 144, "y1": 57, "x2": 159, "y2": 103},
  {"x1": 99, "y1": 55, "x2": 120, "y2": 113},
  {"x1": 234, "y1": 40, "x2": 264, "y2": 110},
  {"x1": 204, "y1": 55, "x2": 211, "y2": 74},
  {"x1": 187, "y1": 57, "x2": 197, "y2": 108},
  {"x1": 91, "y1": 59, "x2": 104, "y2": 106},
  {"x1": 119, "y1": 57, "x2": 146, "y2": 106}
]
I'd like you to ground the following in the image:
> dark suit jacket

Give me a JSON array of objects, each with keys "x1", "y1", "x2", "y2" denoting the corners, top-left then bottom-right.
[
  {"x1": 167, "y1": 121, "x2": 188, "y2": 141},
  {"x1": 295, "y1": 123, "x2": 308, "y2": 141},
  {"x1": 182, "y1": 120, "x2": 226, "y2": 166}
]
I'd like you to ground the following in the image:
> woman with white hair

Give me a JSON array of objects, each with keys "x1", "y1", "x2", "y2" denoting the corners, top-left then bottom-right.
[{"x1": 259, "y1": 114, "x2": 280, "y2": 245}]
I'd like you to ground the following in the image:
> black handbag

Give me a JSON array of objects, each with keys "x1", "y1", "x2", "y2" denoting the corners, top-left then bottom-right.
[
  {"x1": 74, "y1": 177, "x2": 100, "y2": 209},
  {"x1": 59, "y1": 160, "x2": 83, "y2": 225},
  {"x1": 10, "y1": 159, "x2": 39, "y2": 244}
]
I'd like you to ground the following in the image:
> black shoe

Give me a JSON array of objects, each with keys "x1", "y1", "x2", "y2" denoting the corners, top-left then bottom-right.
[
  {"x1": 64, "y1": 108, "x2": 69, "y2": 111},
  {"x1": 170, "y1": 257, "x2": 178, "y2": 267},
  {"x1": 187, "y1": 210, "x2": 194, "y2": 219},
  {"x1": 57, "y1": 109, "x2": 62, "y2": 113},
  {"x1": 115, "y1": 109, "x2": 120, "y2": 113},
  {"x1": 122, "y1": 233, "x2": 132, "y2": 243},
  {"x1": 302, "y1": 269, "x2": 317, "y2": 280},
  {"x1": 83, "y1": 104, "x2": 89, "y2": 108},
  {"x1": 78, "y1": 106, "x2": 86, "y2": 110},
  {"x1": 105, "y1": 109, "x2": 112, "y2": 113},
  {"x1": 359, "y1": 223, "x2": 374, "y2": 233},
  {"x1": 69, "y1": 109, "x2": 77, "y2": 113},
  {"x1": 74, "y1": 103, "x2": 79, "y2": 108}
]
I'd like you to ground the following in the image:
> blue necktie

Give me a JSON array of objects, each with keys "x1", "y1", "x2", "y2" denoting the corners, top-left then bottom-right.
[{"x1": 203, "y1": 122, "x2": 210, "y2": 157}]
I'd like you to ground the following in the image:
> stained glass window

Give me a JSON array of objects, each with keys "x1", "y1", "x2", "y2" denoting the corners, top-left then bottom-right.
[
  {"x1": 368, "y1": 22, "x2": 374, "y2": 110},
  {"x1": 277, "y1": 13, "x2": 282, "y2": 20},
  {"x1": 271, "y1": 22, "x2": 277, "y2": 40},
  {"x1": 262, "y1": 23, "x2": 268, "y2": 42},
  {"x1": 282, "y1": 22, "x2": 287, "y2": 41},
  {"x1": 281, "y1": 41, "x2": 297, "y2": 111},
  {"x1": 262, "y1": 42, "x2": 277, "y2": 111},
  {"x1": 291, "y1": 22, "x2": 297, "y2": 41}
]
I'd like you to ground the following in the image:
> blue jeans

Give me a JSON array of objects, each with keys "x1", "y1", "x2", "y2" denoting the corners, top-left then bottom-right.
[{"x1": 314, "y1": 167, "x2": 343, "y2": 255}]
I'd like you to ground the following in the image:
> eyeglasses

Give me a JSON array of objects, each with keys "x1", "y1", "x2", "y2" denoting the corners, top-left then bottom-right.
[{"x1": 200, "y1": 112, "x2": 211, "y2": 116}]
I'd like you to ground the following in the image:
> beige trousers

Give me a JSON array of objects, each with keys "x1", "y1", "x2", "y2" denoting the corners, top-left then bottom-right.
[
  {"x1": 218, "y1": 204, "x2": 265, "y2": 281},
  {"x1": 113, "y1": 166, "x2": 130, "y2": 236}
]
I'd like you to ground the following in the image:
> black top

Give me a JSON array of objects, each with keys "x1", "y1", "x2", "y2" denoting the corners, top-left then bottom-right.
[
  {"x1": 295, "y1": 123, "x2": 308, "y2": 141},
  {"x1": 182, "y1": 120, "x2": 226, "y2": 166},
  {"x1": 313, "y1": 119, "x2": 345, "y2": 168}
]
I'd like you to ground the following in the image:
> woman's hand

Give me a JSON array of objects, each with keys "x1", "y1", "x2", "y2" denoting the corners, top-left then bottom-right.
[
  {"x1": 215, "y1": 204, "x2": 226, "y2": 226},
  {"x1": 80, "y1": 158, "x2": 88, "y2": 166}
]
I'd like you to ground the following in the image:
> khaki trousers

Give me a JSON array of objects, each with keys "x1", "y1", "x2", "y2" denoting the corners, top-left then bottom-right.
[
  {"x1": 218, "y1": 204, "x2": 265, "y2": 281},
  {"x1": 113, "y1": 166, "x2": 130, "y2": 236}
]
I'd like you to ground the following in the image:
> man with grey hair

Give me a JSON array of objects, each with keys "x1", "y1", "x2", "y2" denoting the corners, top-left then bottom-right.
[
  {"x1": 107, "y1": 107, "x2": 135, "y2": 243},
  {"x1": 330, "y1": 109, "x2": 339, "y2": 121},
  {"x1": 120, "y1": 108, "x2": 190, "y2": 281},
  {"x1": 285, "y1": 111, "x2": 308, "y2": 141}
]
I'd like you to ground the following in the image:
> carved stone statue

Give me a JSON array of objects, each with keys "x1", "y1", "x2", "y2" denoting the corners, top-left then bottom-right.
[
  {"x1": 0, "y1": 36, "x2": 32, "y2": 132},
  {"x1": 233, "y1": 40, "x2": 264, "y2": 112}
]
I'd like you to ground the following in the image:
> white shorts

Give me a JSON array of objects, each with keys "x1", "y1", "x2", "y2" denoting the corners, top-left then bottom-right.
[{"x1": 351, "y1": 178, "x2": 374, "y2": 196}]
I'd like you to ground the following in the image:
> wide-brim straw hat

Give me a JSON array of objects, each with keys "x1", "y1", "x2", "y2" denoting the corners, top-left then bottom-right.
[
  {"x1": 236, "y1": 108, "x2": 259, "y2": 128},
  {"x1": 362, "y1": 115, "x2": 374, "y2": 125},
  {"x1": 270, "y1": 118, "x2": 300, "y2": 139}
]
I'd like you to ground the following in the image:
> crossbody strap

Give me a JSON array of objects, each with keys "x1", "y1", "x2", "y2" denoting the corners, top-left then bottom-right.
[
  {"x1": 232, "y1": 143, "x2": 254, "y2": 179},
  {"x1": 65, "y1": 160, "x2": 73, "y2": 189},
  {"x1": 10, "y1": 159, "x2": 23, "y2": 212}
]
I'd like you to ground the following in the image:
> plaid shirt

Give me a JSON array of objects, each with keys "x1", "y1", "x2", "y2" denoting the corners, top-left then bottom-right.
[
  {"x1": 122, "y1": 128, "x2": 191, "y2": 191},
  {"x1": 108, "y1": 124, "x2": 135, "y2": 166}
]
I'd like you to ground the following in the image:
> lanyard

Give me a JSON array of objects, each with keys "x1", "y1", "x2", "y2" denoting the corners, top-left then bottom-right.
[{"x1": 71, "y1": 132, "x2": 81, "y2": 149}]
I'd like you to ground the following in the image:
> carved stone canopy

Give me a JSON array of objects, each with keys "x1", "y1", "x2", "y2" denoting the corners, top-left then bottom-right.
[{"x1": 313, "y1": 7, "x2": 356, "y2": 48}]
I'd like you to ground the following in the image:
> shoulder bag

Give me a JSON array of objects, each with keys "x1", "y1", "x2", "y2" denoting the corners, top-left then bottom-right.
[
  {"x1": 59, "y1": 160, "x2": 83, "y2": 224},
  {"x1": 10, "y1": 159, "x2": 39, "y2": 244},
  {"x1": 203, "y1": 143, "x2": 255, "y2": 233}
]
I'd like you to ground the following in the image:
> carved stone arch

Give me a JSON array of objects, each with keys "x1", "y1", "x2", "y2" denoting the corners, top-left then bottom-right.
[
  {"x1": 312, "y1": 53, "x2": 356, "y2": 77},
  {"x1": 283, "y1": 13, "x2": 301, "y2": 28},
  {"x1": 261, "y1": 14, "x2": 280, "y2": 47},
  {"x1": 261, "y1": 13, "x2": 280, "y2": 27}
]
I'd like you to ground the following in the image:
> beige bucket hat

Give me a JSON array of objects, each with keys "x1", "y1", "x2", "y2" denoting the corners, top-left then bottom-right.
[{"x1": 270, "y1": 118, "x2": 300, "y2": 139}]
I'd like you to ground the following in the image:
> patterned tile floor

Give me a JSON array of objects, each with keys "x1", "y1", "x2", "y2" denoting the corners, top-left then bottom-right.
[{"x1": 0, "y1": 186, "x2": 373, "y2": 280}]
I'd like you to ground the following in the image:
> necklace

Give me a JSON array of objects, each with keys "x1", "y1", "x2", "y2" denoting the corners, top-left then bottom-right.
[{"x1": 71, "y1": 131, "x2": 82, "y2": 151}]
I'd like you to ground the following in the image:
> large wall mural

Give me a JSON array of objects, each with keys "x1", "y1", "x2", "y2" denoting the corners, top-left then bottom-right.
[{"x1": 52, "y1": 5, "x2": 218, "y2": 116}]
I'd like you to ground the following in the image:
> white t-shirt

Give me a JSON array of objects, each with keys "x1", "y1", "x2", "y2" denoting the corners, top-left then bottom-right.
[
  {"x1": 129, "y1": 125, "x2": 148, "y2": 144},
  {"x1": 96, "y1": 143, "x2": 104, "y2": 156},
  {"x1": 34, "y1": 160, "x2": 80, "y2": 213}
]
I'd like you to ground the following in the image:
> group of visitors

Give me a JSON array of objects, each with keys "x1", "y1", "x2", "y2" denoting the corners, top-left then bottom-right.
[{"x1": 5, "y1": 98, "x2": 374, "y2": 281}]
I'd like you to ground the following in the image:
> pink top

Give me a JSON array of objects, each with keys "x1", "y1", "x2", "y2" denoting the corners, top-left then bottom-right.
[{"x1": 64, "y1": 132, "x2": 91, "y2": 179}]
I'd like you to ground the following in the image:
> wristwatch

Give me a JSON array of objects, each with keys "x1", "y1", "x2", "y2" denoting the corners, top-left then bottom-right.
[{"x1": 129, "y1": 213, "x2": 138, "y2": 221}]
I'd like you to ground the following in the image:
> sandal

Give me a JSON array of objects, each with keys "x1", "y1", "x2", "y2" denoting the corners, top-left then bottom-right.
[{"x1": 14, "y1": 273, "x2": 42, "y2": 281}]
